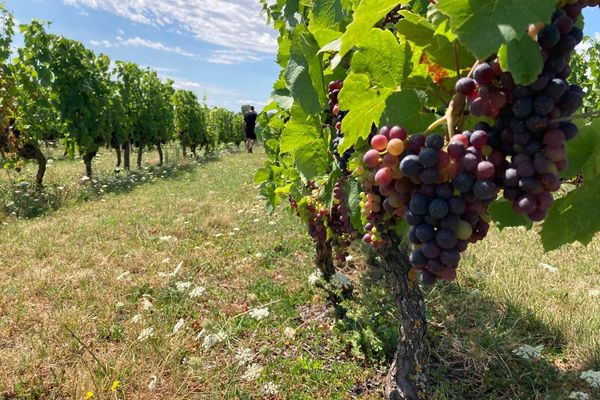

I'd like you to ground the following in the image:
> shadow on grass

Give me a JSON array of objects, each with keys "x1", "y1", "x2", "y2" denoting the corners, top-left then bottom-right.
[
  {"x1": 0, "y1": 148, "x2": 236, "y2": 221},
  {"x1": 333, "y1": 257, "x2": 597, "y2": 399}
]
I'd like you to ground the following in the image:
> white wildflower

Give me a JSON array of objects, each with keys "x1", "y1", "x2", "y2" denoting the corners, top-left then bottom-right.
[
  {"x1": 242, "y1": 363, "x2": 263, "y2": 382},
  {"x1": 262, "y1": 381, "x2": 279, "y2": 396},
  {"x1": 137, "y1": 327, "x2": 155, "y2": 342},
  {"x1": 308, "y1": 270, "x2": 323, "y2": 286},
  {"x1": 253, "y1": 218, "x2": 259, "y2": 223},
  {"x1": 580, "y1": 370, "x2": 600, "y2": 389},
  {"x1": 176, "y1": 281, "x2": 192, "y2": 291},
  {"x1": 148, "y1": 375, "x2": 158, "y2": 391},
  {"x1": 202, "y1": 331, "x2": 228, "y2": 350},
  {"x1": 255, "y1": 252, "x2": 264, "y2": 258},
  {"x1": 345, "y1": 255, "x2": 354, "y2": 263},
  {"x1": 115, "y1": 302, "x2": 125, "y2": 309},
  {"x1": 512, "y1": 344, "x2": 543, "y2": 360},
  {"x1": 539, "y1": 263, "x2": 558, "y2": 273},
  {"x1": 189, "y1": 286, "x2": 206, "y2": 298},
  {"x1": 332, "y1": 273, "x2": 352, "y2": 288},
  {"x1": 589, "y1": 289, "x2": 600, "y2": 297},
  {"x1": 215, "y1": 233, "x2": 223, "y2": 238},
  {"x1": 116, "y1": 271, "x2": 130, "y2": 281},
  {"x1": 141, "y1": 297, "x2": 153, "y2": 310},
  {"x1": 172, "y1": 318, "x2": 185, "y2": 335},
  {"x1": 233, "y1": 227, "x2": 240, "y2": 231},
  {"x1": 130, "y1": 314, "x2": 142, "y2": 324},
  {"x1": 235, "y1": 348, "x2": 255, "y2": 365},
  {"x1": 268, "y1": 221, "x2": 276, "y2": 225},
  {"x1": 80, "y1": 176, "x2": 90, "y2": 182},
  {"x1": 249, "y1": 307, "x2": 270, "y2": 320},
  {"x1": 283, "y1": 327, "x2": 296, "y2": 338},
  {"x1": 57, "y1": 186, "x2": 64, "y2": 191},
  {"x1": 569, "y1": 392, "x2": 590, "y2": 400}
]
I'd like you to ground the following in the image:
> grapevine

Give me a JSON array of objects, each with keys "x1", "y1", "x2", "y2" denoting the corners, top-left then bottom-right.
[{"x1": 258, "y1": 0, "x2": 600, "y2": 398}]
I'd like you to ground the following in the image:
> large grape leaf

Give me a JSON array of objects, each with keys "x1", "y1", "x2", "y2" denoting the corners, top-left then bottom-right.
[
  {"x1": 310, "y1": 0, "x2": 344, "y2": 31},
  {"x1": 437, "y1": 0, "x2": 556, "y2": 60},
  {"x1": 338, "y1": 73, "x2": 392, "y2": 153},
  {"x1": 284, "y1": 25, "x2": 325, "y2": 115},
  {"x1": 339, "y1": 0, "x2": 410, "y2": 57},
  {"x1": 540, "y1": 175, "x2": 600, "y2": 251},
  {"x1": 498, "y1": 35, "x2": 543, "y2": 85},
  {"x1": 395, "y1": 11, "x2": 474, "y2": 72},
  {"x1": 280, "y1": 110, "x2": 330, "y2": 179},
  {"x1": 489, "y1": 199, "x2": 533, "y2": 230},
  {"x1": 338, "y1": 28, "x2": 421, "y2": 153},
  {"x1": 562, "y1": 119, "x2": 600, "y2": 180},
  {"x1": 350, "y1": 28, "x2": 411, "y2": 87}
]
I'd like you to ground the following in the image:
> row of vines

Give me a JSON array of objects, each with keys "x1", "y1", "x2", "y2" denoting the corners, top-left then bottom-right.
[
  {"x1": 0, "y1": 6, "x2": 246, "y2": 187},
  {"x1": 257, "y1": 0, "x2": 600, "y2": 398}
]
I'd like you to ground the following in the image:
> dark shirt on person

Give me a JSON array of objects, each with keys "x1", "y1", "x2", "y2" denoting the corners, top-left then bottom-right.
[{"x1": 244, "y1": 111, "x2": 258, "y2": 139}]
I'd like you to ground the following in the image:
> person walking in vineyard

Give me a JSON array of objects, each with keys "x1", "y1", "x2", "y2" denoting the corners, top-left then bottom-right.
[{"x1": 243, "y1": 106, "x2": 258, "y2": 153}]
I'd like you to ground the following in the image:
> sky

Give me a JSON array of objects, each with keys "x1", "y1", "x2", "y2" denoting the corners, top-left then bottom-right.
[{"x1": 2, "y1": 1, "x2": 600, "y2": 112}]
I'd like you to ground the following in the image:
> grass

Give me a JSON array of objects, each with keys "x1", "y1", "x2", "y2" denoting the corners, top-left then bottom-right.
[{"x1": 0, "y1": 146, "x2": 598, "y2": 399}]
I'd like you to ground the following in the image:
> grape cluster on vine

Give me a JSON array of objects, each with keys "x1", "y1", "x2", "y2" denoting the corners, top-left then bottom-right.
[
  {"x1": 329, "y1": 80, "x2": 353, "y2": 173},
  {"x1": 348, "y1": 0, "x2": 591, "y2": 283}
]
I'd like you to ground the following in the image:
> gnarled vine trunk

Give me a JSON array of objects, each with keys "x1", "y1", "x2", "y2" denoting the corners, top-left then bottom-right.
[
  {"x1": 157, "y1": 143, "x2": 163, "y2": 166},
  {"x1": 123, "y1": 141, "x2": 131, "y2": 170},
  {"x1": 191, "y1": 145, "x2": 197, "y2": 157},
  {"x1": 115, "y1": 145, "x2": 122, "y2": 169},
  {"x1": 137, "y1": 141, "x2": 144, "y2": 168},
  {"x1": 17, "y1": 144, "x2": 47, "y2": 189},
  {"x1": 83, "y1": 152, "x2": 96, "y2": 177},
  {"x1": 378, "y1": 238, "x2": 428, "y2": 400},
  {"x1": 315, "y1": 238, "x2": 335, "y2": 280}
]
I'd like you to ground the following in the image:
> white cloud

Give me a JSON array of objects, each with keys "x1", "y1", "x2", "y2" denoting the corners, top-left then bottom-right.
[
  {"x1": 91, "y1": 35, "x2": 196, "y2": 57},
  {"x1": 207, "y1": 49, "x2": 263, "y2": 65},
  {"x1": 63, "y1": 0, "x2": 277, "y2": 54}
]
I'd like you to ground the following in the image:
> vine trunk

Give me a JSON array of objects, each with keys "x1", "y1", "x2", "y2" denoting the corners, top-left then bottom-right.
[{"x1": 379, "y1": 238, "x2": 428, "y2": 400}]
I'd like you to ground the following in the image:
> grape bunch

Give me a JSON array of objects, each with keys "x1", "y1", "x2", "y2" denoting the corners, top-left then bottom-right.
[
  {"x1": 356, "y1": 125, "x2": 414, "y2": 246},
  {"x1": 328, "y1": 80, "x2": 353, "y2": 172},
  {"x1": 330, "y1": 180, "x2": 356, "y2": 263},
  {"x1": 305, "y1": 201, "x2": 329, "y2": 246},
  {"x1": 406, "y1": 127, "x2": 500, "y2": 283},
  {"x1": 455, "y1": 61, "x2": 512, "y2": 119},
  {"x1": 491, "y1": 5, "x2": 585, "y2": 221}
]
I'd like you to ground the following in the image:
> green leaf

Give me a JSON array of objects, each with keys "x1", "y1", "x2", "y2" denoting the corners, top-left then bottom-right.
[
  {"x1": 338, "y1": 28, "x2": 419, "y2": 153},
  {"x1": 489, "y1": 199, "x2": 533, "y2": 230},
  {"x1": 351, "y1": 28, "x2": 410, "y2": 88},
  {"x1": 563, "y1": 119, "x2": 600, "y2": 179},
  {"x1": 310, "y1": 0, "x2": 344, "y2": 31},
  {"x1": 254, "y1": 167, "x2": 272, "y2": 185},
  {"x1": 498, "y1": 35, "x2": 543, "y2": 85},
  {"x1": 280, "y1": 110, "x2": 329, "y2": 179},
  {"x1": 345, "y1": 178, "x2": 363, "y2": 231},
  {"x1": 284, "y1": 25, "x2": 325, "y2": 115},
  {"x1": 380, "y1": 90, "x2": 437, "y2": 134},
  {"x1": 338, "y1": 73, "x2": 393, "y2": 153},
  {"x1": 540, "y1": 175, "x2": 600, "y2": 251},
  {"x1": 339, "y1": 0, "x2": 410, "y2": 57},
  {"x1": 437, "y1": 0, "x2": 555, "y2": 60}
]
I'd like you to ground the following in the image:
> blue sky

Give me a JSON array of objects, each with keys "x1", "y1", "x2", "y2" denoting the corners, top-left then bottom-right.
[{"x1": 2, "y1": 1, "x2": 600, "y2": 112}]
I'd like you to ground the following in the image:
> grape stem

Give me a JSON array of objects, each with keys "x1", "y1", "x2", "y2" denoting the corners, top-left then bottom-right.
[
  {"x1": 549, "y1": 110, "x2": 600, "y2": 123},
  {"x1": 424, "y1": 115, "x2": 447, "y2": 136},
  {"x1": 445, "y1": 60, "x2": 482, "y2": 138}
]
